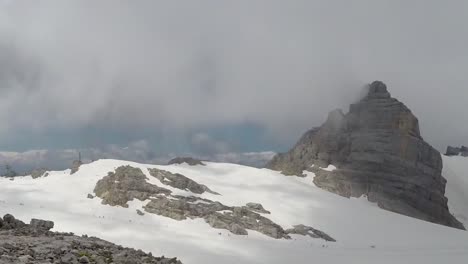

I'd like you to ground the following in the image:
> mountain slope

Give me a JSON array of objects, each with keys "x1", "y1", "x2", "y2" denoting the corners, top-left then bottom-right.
[
  {"x1": 1, "y1": 159, "x2": 468, "y2": 263},
  {"x1": 443, "y1": 155, "x2": 468, "y2": 227}
]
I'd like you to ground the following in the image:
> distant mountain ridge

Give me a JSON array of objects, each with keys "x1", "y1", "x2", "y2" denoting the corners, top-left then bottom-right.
[{"x1": 446, "y1": 146, "x2": 468, "y2": 157}]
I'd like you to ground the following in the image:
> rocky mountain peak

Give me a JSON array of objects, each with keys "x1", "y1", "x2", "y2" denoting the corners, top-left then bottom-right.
[
  {"x1": 266, "y1": 81, "x2": 464, "y2": 230},
  {"x1": 348, "y1": 81, "x2": 421, "y2": 138},
  {"x1": 367, "y1": 80, "x2": 390, "y2": 98}
]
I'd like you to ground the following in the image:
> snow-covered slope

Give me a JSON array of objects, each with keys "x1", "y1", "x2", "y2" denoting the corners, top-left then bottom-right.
[
  {"x1": 443, "y1": 155, "x2": 468, "y2": 227},
  {"x1": 1, "y1": 159, "x2": 468, "y2": 263}
]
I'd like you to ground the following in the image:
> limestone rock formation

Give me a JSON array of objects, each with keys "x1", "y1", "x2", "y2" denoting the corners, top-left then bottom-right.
[
  {"x1": 70, "y1": 160, "x2": 83, "y2": 174},
  {"x1": 445, "y1": 146, "x2": 468, "y2": 157},
  {"x1": 94, "y1": 166, "x2": 171, "y2": 207},
  {"x1": 167, "y1": 157, "x2": 205, "y2": 166},
  {"x1": 29, "y1": 219, "x2": 54, "y2": 231},
  {"x1": 285, "y1": 225, "x2": 336, "y2": 242},
  {"x1": 94, "y1": 166, "x2": 335, "y2": 241},
  {"x1": 148, "y1": 168, "x2": 219, "y2": 195},
  {"x1": 30, "y1": 168, "x2": 49, "y2": 179},
  {"x1": 266, "y1": 81, "x2": 464, "y2": 229},
  {"x1": 245, "y1": 203, "x2": 270, "y2": 214},
  {"x1": 0, "y1": 214, "x2": 182, "y2": 264}
]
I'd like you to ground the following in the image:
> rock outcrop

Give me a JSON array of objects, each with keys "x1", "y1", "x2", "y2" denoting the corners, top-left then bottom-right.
[
  {"x1": 94, "y1": 166, "x2": 335, "y2": 241},
  {"x1": 0, "y1": 214, "x2": 182, "y2": 264},
  {"x1": 167, "y1": 157, "x2": 205, "y2": 166},
  {"x1": 285, "y1": 225, "x2": 336, "y2": 242},
  {"x1": 70, "y1": 160, "x2": 83, "y2": 175},
  {"x1": 445, "y1": 146, "x2": 468, "y2": 157},
  {"x1": 148, "y1": 168, "x2": 218, "y2": 194},
  {"x1": 267, "y1": 81, "x2": 464, "y2": 229},
  {"x1": 30, "y1": 168, "x2": 49, "y2": 179},
  {"x1": 245, "y1": 203, "x2": 271, "y2": 214},
  {"x1": 94, "y1": 166, "x2": 171, "y2": 207}
]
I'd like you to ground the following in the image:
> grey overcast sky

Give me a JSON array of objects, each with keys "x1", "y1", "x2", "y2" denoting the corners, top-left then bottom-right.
[{"x1": 0, "y1": 0, "x2": 467, "y2": 169}]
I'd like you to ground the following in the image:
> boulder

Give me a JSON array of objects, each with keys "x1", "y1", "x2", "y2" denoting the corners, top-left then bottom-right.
[
  {"x1": 29, "y1": 219, "x2": 54, "y2": 231},
  {"x1": 267, "y1": 81, "x2": 464, "y2": 229},
  {"x1": 0, "y1": 214, "x2": 25, "y2": 230}
]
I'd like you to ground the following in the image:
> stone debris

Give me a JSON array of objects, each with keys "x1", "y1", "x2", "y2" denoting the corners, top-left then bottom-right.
[{"x1": 0, "y1": 214, "x2": 182, "y2": 264}]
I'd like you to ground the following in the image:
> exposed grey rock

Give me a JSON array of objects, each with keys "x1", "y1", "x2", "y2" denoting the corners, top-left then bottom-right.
[
  {"x1": 228, "y1": 223, "x2": 248, "y2": 235},
  {"x1": 94, "y1": 166, "x2": 171, "y2": 207},
  {"x1": 0, "y1": 214, "x2": 25, "y2": 229},
  {"x1": 445, "y1": 146, "x2": 468, "y2": 157},
  {"x1": 29, "y1": 219, "x2": 54, "y2": 231},
  {"x1": 79, "y1": 255, "x2": 90, "y2": 263},
  {"x1": 70, "y1": 160, "x2": 83, "y2": 174},
  {"x1": 144, "y1": 195, "x2": 300, "y2": 239},
  {"x1": 267, "y1": 81, "x2": 464, "y2": 230},
  {"x1": 0, "y1": 214, "x2": 182, "y2": 264},
  {"x1": 136, "y1": 209, "x2": 145, "y2": 216},
  {"x1": 30, "y1": 168, "x2": 48, "y2": 179},
  {"x1": 246, "y1": 203, "x2": 270, "y2": 214},
  {"x1": 144, "y1": 195, "x2": 229, "y2": 221},
  {"x1": 61, "y1": 253, "x2": 77, "y2": 263},
  {"x1": 148, "y1": 168, "x2": 219, "y2": 195},
  {"x1": 87, "y1": 194, "x2": 94, "y2": 199},
  {"x1": 167, "y1": 157, "x2": 205, "y2": 166},
  {"x1": 17, "y1": 255, "x2": 32, "y2": 263},
  {"x1": 205, "y1": 207, "x2": 289, "y2": 239},
  {"x1": 285, "y1": 224, "x2": 336, "y2": 242},
  {"x1": 95, "y1": 166, "x2": 334, "y2": 241}
]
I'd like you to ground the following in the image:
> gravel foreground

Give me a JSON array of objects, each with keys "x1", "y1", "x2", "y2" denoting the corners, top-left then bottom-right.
[{"x1": 0, "y1": 213, "x2": 182, "y2": 264}]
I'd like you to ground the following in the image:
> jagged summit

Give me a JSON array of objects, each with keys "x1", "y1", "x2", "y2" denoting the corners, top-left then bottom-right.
[
  {"x1": 266, "y1": 81, "x2": 464, "y2": 229},
  {"x1": 367, "y1": 80, "x2": 391, "y2": 98}
]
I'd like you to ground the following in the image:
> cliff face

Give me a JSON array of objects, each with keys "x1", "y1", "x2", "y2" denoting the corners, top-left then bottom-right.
[{"x1": 267, "y1": 81, "x2": 464, "y2": 229}]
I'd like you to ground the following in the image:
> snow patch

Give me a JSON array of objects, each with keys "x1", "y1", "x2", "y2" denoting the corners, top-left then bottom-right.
[{"x1": 0, "y1": 158, "x2": 467, "y2": 263}]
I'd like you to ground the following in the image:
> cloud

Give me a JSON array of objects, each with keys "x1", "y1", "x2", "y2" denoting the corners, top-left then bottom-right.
[
  {"x1": 188, "y1": 132, "x2": 275, "y2": 167},
  {"x1": 190, "y1": 133, "x2": 231, "y2": 155},
  {"x1": 209, "y1": 151, "x2": 276, "y2": 168},
  {"x1": 0, "y1": 140, "x2": 275, "y2": 174},
  {"x1": 0, "y1": 140, "x2": 159, "y2": 174},
  {"x1": 0, "y1": 1, "x2": 466, "y2": 152}
]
